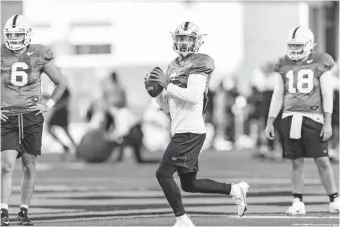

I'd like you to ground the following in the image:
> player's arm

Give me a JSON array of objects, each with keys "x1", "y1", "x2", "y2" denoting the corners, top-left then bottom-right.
[
  {"x1": 167, "y1": 74, "x2": 207, "y2": 104},
  {"x1": 267, "y1": 73, "x2": 284, "y2": 123},
  {"x1": 320, "y1": 71, "x2": 333, "y2": 141},
  {"x1": 155, "y1": 90, "x2": 170, "y2": 113},
  {"x1": 42, "y1": 61, "x2": 67, "y2": 108},
  {"x1": 167, "y1": 56, "x2": 212, "y2": 104},
  {"x1": 265, "y1": 73, "x2": 284, "y2": 139}
]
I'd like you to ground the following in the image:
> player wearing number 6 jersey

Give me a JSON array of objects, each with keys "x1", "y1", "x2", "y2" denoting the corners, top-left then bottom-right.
[
  {"x1": 265, "y1": 26, "x2": 340, "y2": 215},
  {"x1": 0, "y1": 15, "x2": 67, "y2": 226}
]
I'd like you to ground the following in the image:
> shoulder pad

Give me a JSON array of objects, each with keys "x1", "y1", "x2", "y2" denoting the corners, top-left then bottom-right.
[
  {"x1": 34, "y1": 44, "x2": 54, "y2": 65},
  {"x1": 316, "y1": 52, "x2": 335, "y2": 73},
  {"x1": 189, "y1": 53, "x2": 215, "y2": 76},
  {"x1": 273, "y1": 56, "x2": 287, "y2": 73}
]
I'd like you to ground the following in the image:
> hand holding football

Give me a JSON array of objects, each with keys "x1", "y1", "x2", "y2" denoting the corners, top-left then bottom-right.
[{"x1": 144, "y1": 67, "x2": 164, "y2": 97}]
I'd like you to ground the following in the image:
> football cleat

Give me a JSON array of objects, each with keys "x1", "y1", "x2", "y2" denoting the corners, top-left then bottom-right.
[
  {"x1": 17, "y1": 209, "x2": 33, "y2": 226},
  {"x1": 286, "y1": 26, "x2": 314, "y2": 61},
  {"x1": 285, "y1": 198, "x2": 306, "y2": 215},
  {"x1": 171, "y1": 22, "x2": 205, "y2": 57},
  {"x1": 1, "y1": 215, "x2": 9, "y2": 226},
  {"x1": 4, "y1": 15, "x2": 32, "y2": 51},
  {"x1": 329, "y1": 197, "x2": 340, "y2": 213},
  {"x1": 173, "y1": 215, "x2": 195, "y2": 227},
  {"x1": 230, "y1": 181, "x2": 249, "y2": 217}
]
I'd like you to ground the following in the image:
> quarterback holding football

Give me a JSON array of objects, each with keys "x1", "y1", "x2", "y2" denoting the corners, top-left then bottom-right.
[
  {"x1": 1, "y1": 15, "x2": 67, "y2": 226},
  {"x1": 265, "y1": 26, "x2": 340, "y2": 215},
  {"x1": 144, "y1": 22, "x2": 249, "y2": 227}
]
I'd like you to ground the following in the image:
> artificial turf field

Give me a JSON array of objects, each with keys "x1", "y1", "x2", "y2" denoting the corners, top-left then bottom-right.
[{"x1": 8, "y1": 148, "x2": 340, "y2": 226}]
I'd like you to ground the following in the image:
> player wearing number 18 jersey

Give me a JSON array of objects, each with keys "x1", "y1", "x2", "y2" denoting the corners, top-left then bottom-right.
[
  {"x1": 265, "y1": 26, "x2": 340, "y2": 215},
  {"x1": 1, "y1": 15, "x2": 67, "y2": 226}
]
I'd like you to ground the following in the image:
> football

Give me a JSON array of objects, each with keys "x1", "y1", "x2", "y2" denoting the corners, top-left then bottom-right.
[{"x1": 144, "y1": 67, "x2": 164, "y2": 97}]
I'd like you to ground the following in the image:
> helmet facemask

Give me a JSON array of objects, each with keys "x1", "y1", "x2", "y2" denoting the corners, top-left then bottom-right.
[
  {"x1": 286, "y1": 26, "x2": 315, "y2": 61},
  {"x1": 4, "y1": 25, "x2": 31, "y2": 51},
  {"x1": 287, "y1": 39, "x2": 313, "y2": 61},
  {"x1": 171, "y1": 26, "x2": 203, "y2": 57}
]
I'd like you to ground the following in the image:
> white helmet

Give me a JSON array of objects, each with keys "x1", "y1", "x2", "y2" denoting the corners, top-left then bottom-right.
[
  {"x1": 171, "y1": 22, "x2": 204, "y2": 56},
  {"x1": 286, "y1": 26, "x2": 315, "y2": 61},
  {"x1": 4, "y1": 15, "x2": 32, "y2": 51}
]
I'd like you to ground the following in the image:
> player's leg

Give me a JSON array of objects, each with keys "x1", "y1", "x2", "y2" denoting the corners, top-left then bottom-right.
[
  {"x1": 179, "y1": 171, "x2": 230, "y2": 194},
  {"x1": 1, "y1": 150, "x2": 18, "y2": 226},
  {"x1": 291, "y1": 158, "x2": 304, "y2": 195},
  {"x1": 156, "y1": 162, "x2": 184, "y2": 216},
  {"x1": 47, "y1": 107, "x2": 75, "y2": 155},
  {"x1": 302, "y1": 118, "x2": 339, "y2": 213},
  {"x1": 313, "y1": 156, "x2": 339, "y2": 212},
  {"x1": 61, "y1": 125, "x2": 76, "y2": 147},
  {"x1": 1, "y1": 115, "x2": 21, "y2": 226},
  {"x1": 17, "y1": 152, "x2": 36, "y2": 226},
  {"x1": 128, "y1": 124, "x2": 160, "y2": 164},
  {"x1": 156, "y1": 162, "x2": 194, "y2": 227},
  {"x1": 59, "y1": 125, "x2": 77, "y2": 161},
  {"x1": 155, "y1": 135, "x2": 194, "y2": 227},
  {"x1": 17, "y1": 112, "x2": 43, "y2": 225},
  {"x1": 178, "y1": 164, "x2": 249, "y2": 217},
  {"x1": 280, "y1": 116, "x2": 306, "y2": 215},
  {"x1": 47, "y1": 125, "x2": 69, "y2": 151}
]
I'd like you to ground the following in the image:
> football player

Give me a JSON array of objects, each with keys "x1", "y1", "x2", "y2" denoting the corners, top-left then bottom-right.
[
  {"x1": 147, "y1": 22, "x2": 249, "y2": 227},
  {"x1": 0, "y1": 15, "x2": 67, "y2": 225},
  {"x1": 265, "y1": 26, "x2": 340, "y2": 215}
]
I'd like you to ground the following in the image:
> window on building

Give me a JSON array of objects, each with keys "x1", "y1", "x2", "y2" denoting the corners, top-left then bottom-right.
[{"x1": 73, "y1": 44, "x2": 112, "y2": 55}]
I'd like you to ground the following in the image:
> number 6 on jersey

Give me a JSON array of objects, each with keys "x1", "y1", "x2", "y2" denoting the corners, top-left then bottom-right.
[
  {"x1": 286, "y1": 69, "x2": 314, "y2": 94},
  {"x1": 11, "y1": 62, "x2": 28, "y2": 86}
]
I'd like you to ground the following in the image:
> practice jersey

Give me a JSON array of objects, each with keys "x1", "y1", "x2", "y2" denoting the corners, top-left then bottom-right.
[
  {"x1": 162, "y1": 53, "x2": 214, "y2": 135},
  {"x1": 1, "y1": 44, "x2": 54, "y2": 110},
  {"x1": 274, "y1": 52, "x2": 334, "y2": 115}
]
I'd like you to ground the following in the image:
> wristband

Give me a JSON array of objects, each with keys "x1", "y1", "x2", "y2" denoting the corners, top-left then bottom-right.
[{"x1": 46, "y1": 99, "x2": 55, "y2": 109}]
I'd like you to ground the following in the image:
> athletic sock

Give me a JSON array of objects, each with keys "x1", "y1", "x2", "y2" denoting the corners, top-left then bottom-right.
[
  {"x1": 329, "y1": 193, "x2": 339, "y2": 202},
  {"x1": 293, "y1": 193, "x2": 303, "y2": 202}
]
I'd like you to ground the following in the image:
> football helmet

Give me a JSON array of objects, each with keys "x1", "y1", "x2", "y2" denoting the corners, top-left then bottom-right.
[
  {"x1": 171, "y1": 22, "x2": 204, "y2": 56},
  {"x1": 286, "y1": 26, "x2": 315, "y2": 61},
  {"x1": 4, "y1": 15, "x2": 32, "y2": 51}
]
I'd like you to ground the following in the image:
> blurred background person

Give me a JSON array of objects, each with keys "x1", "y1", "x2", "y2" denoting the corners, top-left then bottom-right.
[
  {"x1": 246, "y1": 85, "x2": 263, "y2": 151},
  {"x1": 45, "y1": 85, "x2": 77, "y2": 161},
  {"x1": 82, "y1": 71, "x2": 160, "y2": 164},
  {"x1": 202, "y1": 87, "x2": 217, "y2": 151},
  {"x1": 251, "y1": 62, "x2": 283, "y2": 161},
  {"x1": 142, "y1": 99, "x2": 171, "y2": 154},
  {"x1": 222, "y1": 77, "x2": 239, "y2": 149}
]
